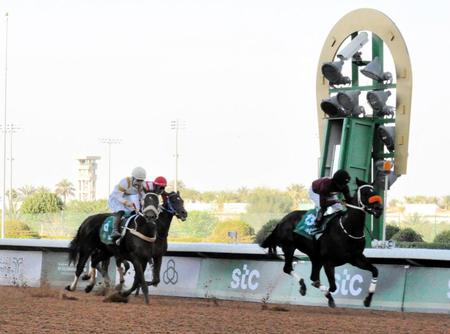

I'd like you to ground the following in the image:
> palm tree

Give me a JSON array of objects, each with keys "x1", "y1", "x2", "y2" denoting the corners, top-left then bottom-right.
[
  {"x1": 17, "y1": 185, "x2": 36, "y2": 201},
  {"x1": 55, "y1": 179, "x2": 75, "y2": 204}
]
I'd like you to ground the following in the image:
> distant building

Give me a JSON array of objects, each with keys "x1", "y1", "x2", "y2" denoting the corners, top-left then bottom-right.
[{"x1": 76, "y1": 156, "x2": 100, "y2": 201}]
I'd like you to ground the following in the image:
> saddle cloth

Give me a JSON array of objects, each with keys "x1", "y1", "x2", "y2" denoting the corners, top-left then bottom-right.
[
  {"x1": 293, "y1": 209, "x2": 341, "y2": 240},
  {"x1": 99, "y1": 213, "x2": 135, "y2": 245}
]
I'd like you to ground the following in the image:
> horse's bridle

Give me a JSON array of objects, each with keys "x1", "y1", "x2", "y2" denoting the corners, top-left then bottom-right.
[
  {"x1": 160, "y1": 193, "x2": 182, "y2": 218},
  {"x1": 344, "y1": 184, "x2": 379, "y2": 214},
  {"x1": 142, "y1": 192, "x2": 160, "y2": 218}
]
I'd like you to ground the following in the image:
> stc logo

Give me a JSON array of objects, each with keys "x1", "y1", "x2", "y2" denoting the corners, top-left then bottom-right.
[
  {"x1": 230, "y1": 264, "x2": 260, "y2": 290},
  {"x1": 333, "y1": 269, "x2": 364, "y2": 296}
]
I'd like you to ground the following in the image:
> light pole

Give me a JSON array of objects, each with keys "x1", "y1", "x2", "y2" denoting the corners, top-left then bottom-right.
[
  {"x1": 0, "y1": 124, "x2": 19, "y2": 221},
  {"x1": 1, "y1": 13, "x2": 9, "y2": 239},
  {"x1": 170, "y1": 119, "x2": 185, "y2": 192},
  {"x1": 99, "y1": 138, "x2": 122, "y2": 196}
]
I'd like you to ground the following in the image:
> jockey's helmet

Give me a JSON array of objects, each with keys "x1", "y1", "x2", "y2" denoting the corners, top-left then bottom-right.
[
  {"x1": 131, "y1": 166, "x2": 146, "y2": 181},
  {"x1": 332, "y1": 169, "x2": 351, "y2": 189},
  {"x1": 154, "y1": 176, "x2": 167, "y2": 187}
]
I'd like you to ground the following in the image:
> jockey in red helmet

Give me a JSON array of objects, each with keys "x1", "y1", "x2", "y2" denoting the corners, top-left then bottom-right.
[{"x1": 144, "y1": 176, "x2": 168, "y2": 195}]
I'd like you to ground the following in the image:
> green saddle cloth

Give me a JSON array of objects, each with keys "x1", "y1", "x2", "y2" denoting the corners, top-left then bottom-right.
[
  {"x1": 99, "y1": 213, "x2": 133, "y2": 245},
  {"x1": 293, "y1": 209, "x2": 341, "y2": 240},
  {"x1": 99, "y1": 216, "x2": 115, "y2": 245}
]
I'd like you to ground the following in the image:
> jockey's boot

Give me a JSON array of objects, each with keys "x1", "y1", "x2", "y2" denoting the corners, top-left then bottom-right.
[
  {"x1": 315, "y1": 208, "x2": 325, "y2": 228},
  {"x1": 111, "y1": 211, "x2": 124, "y2": 241}
]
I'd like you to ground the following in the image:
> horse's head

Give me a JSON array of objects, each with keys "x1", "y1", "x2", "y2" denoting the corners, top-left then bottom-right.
[
  {"x1": 162, "y1": 191, "x2": 188, "y2": 221},
  {"x1": 142, "y1": 192, "x2": 160, "y2": 221},
  {"x1": 354, "y1": 178, "x2": 384, "y2": 218}
]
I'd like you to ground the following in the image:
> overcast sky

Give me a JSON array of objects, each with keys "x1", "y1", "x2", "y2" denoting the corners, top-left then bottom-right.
[{"x1": 0, "y1": 0, "x2": 448, "y2": 199}]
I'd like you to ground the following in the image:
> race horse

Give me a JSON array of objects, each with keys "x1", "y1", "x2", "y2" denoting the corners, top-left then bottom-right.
[
  {"x1": 66, "y1": 192, "x2": 160, "y2": 304},
  {"x1": 260, "y1": 178, "x2": 383, "y2": 308},
  {"x1": 85, "y1": 191, "x2": 188, "y2": 295}
]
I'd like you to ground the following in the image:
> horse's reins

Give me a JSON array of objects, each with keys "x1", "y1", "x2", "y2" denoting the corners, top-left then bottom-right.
[
  {"x1": 125, "y1": 212, "x2": 157, "y2": 243},
  {"x1": 160, "y1": 197, "x2": 176, "y2": 214},
  {"x1": 124, "y1": 193, "x2": 160, "y2": 243}
]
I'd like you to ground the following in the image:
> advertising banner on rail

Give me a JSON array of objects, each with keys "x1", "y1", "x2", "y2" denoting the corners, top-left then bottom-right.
[
  {"x1": 0, "y1": 250, "x2": 42, "y2": 287},
  {"x1": 41, "y1": 252, "x2": 117, "y2": 289},
  {"x1": 403, "y1": 267, "x2": 450, "y2": 313},
  {"x1": 120, "y1": 256, "x2": 202, "y2": 297},
  {"x1": 197, "y1": 259, "x2": 406, "y2": 311}
]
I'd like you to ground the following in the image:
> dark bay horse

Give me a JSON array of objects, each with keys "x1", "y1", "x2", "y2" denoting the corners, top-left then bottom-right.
[
  {"x1": 87, "y1": 191, "x2": 188, "y2": 294},
  {"x1": 260, "y1": 178, "x2": 383, "y2": 308},
  {"x1": 66, "y1": 192, "x2": 160, "y2": 304}
]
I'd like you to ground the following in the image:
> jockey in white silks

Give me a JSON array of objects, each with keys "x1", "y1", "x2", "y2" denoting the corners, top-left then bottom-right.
[{"x1": 108, "y1": 166, "x2": 146, "y2": 240}]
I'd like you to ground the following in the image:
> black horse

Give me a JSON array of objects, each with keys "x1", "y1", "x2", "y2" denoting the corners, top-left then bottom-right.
[
  {"x1": 260, "y1": 178, "x2": 383, "y2": 308},
  {"x1": 66, "y1": 192, "x2": 160, "y2": 304},
  {"x1": 87, "y1": 191, "x2": 188, "y2": 294}
]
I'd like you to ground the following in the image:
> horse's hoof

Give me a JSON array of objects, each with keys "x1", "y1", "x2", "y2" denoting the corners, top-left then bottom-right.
[
  {"x1": 364, "y1": 293, "x2": 373, "y2": 307},
  {"x1": 64, "y1": 285, "x2": 72, "y2": 291},
  {"x1": 81, "y1": 274, "x2": 90, "y2": 281},
  {"x1": 146, "y1": 280, "x2": 159, "y2": 287},
  {"x1": 299, "y1": 279, "x2": 307, "y2": 296},
  {"x1": 325, "y1": 292, "x2": 336, "y2": 308},
  {"x1": 85, "y1": 285, "x2": 94, "y2": 293}
]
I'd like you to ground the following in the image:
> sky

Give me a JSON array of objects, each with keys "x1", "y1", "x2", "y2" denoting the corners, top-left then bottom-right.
[{"x1": 0, "y1": 0, "x2": 449, "y2": 200}]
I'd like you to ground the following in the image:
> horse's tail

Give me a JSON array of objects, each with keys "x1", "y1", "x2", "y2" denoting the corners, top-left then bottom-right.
[
  {"x1": 260, "y1": 224, "x2": 279, "y2": 256},
  {"x1": 68, "y1": 214, "x2": 97, "y2": 265},
  {"x1": 68, "y1": 226, "x2": 82, "y2": 265}
]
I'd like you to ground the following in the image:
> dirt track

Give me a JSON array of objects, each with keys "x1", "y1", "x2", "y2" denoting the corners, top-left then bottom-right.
[{"x1": 0, "y1": 286, "x2": 449, "y2": 333}]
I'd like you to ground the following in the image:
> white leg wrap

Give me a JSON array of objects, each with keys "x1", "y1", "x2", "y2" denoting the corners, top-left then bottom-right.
[
  {"x1": 290, "y1": 271, "x2": 301, "y2": 281},
  {"x1": 70, "y1": 276, "x2": 79, "y2": 291},
  {"x1": 369, "y1": 278, "x2": 377, "y2": 293},
  {"x1": 320, "y1": 285, "x2": 329, "y2": 293}
]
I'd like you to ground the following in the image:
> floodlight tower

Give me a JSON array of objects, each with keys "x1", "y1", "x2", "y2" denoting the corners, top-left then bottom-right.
[{"x1": 316, "y1": 9, "x2": 412, "y2": 245}]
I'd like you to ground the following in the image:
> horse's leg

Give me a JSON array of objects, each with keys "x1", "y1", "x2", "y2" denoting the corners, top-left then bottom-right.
[
  {"x1": 66, "y1": 249, "x2": 91, "y2": 291},
  {"x1": 309, "y1": 257, "x2": 323, "y2": 289},
  {"x1": 282, "y1": 245, "x2": 306, "y2": 296},
  {"x1": 149, "y1": 256, "x2": 162, "y2": 287},
  {"x1": 121, "y1": 258, "x2": 149, "y2": 304},
  {"x1": 139, "y1": 261, "x2": 150, "y2": 303},
  {"x1": 85, "y1": 252, "x2": 107, "y2": 293},
  {"x1": 323, "y1": 262, "x2": 337, "y2": 308},
  {"x1": 98, "y1": 258, "x2": 111, "y2": 288},
  {"x1": 351, "y1": 255, "x2": 378, "y2": 308},
  {"x1": 115, "y1": 260, "x2": 125, "y2": 291}
]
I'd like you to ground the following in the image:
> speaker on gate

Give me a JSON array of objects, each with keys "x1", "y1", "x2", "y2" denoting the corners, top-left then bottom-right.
[
  {"x1": 360, "y1": 57, "x2": 393, "y2": 83},
  {"x1": 367, "y1": 90, "x2": 395, "y2": 117},
  {"x1": 320, "y1": 96, "x2": 347, "y2": 117},
  {"x1": 337, "y1": 90, "x2": 365, "y2": 117},
  {"x1": 321, "y1": 60, "x2": 351, "y2": 86},
  {"x1": 376, "y1": 125, "x2": 395, "y2": 152}
]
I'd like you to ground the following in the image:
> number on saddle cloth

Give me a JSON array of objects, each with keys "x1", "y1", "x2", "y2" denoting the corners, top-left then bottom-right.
[
  {"x1": 293, "y1": 208, "x2": 341, "y2": 240},
  {"x1": 99, "y1": 213, "x2": 133, "y2": 245}
]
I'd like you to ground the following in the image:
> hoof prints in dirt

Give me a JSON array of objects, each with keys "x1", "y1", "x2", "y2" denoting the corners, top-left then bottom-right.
[
  {"x1": 103, "y1": 293, "x2": 129, "y2": 303},
  {"x1": 261, "y1": 304, "x2": 289, "y2": 312}
]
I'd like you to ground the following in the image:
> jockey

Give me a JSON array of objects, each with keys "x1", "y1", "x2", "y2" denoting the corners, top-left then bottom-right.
[
  {"x1": 108, "y1": 166, "x2": 147, "y2": 240},
  {"x1": 144, "y1": 176, "x2": 168, "y2": 199},
  {"x1": 309, "y1": 169, "x2": 352, "y2": 227}
]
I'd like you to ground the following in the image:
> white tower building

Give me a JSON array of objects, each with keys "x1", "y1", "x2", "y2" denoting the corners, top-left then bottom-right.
[{"x1": 76, "y1": 156, "x2": 100, "y2": 201}]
